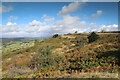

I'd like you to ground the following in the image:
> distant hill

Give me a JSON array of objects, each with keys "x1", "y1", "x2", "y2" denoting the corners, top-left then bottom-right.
[{"x1": 98, "y1": 31, "x2": 120, "y2": 33}]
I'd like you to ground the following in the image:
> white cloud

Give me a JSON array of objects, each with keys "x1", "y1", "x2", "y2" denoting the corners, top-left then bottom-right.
[
  {"x1": 1, "y1": 21, "x2": 50, "y2": 38},
  {"x1": 85, "y1": 23, "x2": 118, "y2": 32},
  {"x1": 1, "y1": 19, "x2": 118, "y2": 38},
  {"x1": 1, "y1": 13, "x2": 118, "y2": 38},
  {"x1": 8, "y1": 16, "x2": 18, "y2": 21},
  {"x1": 42, "y1": 14, "x2": 55, "y2": 22},
  {"x1": 57, "y1": 2, "x2": 83, "y2": 16},
  {"x1": 29, "y1": 20, "x2": 46, "y2": 26},
  {"x1": 102, "y1": 24, "x2": 118, "y2": 31},
  {"x1": 6, "y1": 22, "x2": 17, "y2": 25},
  {"x1": 50, "y1": 15, "x2": 118, "y2": 34},
  {"x1": 23, "y1": 20, "x2": 51, "y2": 37},
  {"x1": 0, "y1": 5, "x2": 13, "y2": 13},
  {"x1": 90, "y1": 10, "x2": 102, "y2": 19},
  {"x1": 1, "y1": 22, "x2": 19, "y2": 33},
  {"x1": 44, "y1": 18, "x2": 55, "y2": 22},
  {"x1": 51, "y1": 15, "x2": 87, "y2": 34},
  {"x1": 112, "y1": 24, "x2": 118, "y2": 28}
]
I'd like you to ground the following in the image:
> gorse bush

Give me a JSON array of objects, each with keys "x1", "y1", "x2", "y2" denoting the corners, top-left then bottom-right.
[
  {"x1": 52, "y1": 34, "x2": 59, "y2": 38},
  {"x1": 88, "y1": 32, "x2": 100, "y2": 43}
]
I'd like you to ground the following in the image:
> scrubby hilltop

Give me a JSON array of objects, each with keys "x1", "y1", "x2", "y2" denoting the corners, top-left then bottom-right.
[{"x1": 2, "y1": 32, "x2": 120, "y2": 78}]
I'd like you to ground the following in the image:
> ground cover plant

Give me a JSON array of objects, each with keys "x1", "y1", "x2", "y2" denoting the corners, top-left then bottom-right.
[{"x1": 2, "y1": 32, "x2": 120, "y2": 78}]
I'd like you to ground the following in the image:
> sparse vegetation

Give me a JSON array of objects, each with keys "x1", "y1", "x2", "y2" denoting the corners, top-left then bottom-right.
[{"x1": 2, "y1": 32, "x2": 120, "y2": 78}]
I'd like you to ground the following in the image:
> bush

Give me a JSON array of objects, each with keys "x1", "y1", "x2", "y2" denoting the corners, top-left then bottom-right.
[
  {"x1": 52, "y1": 34, "x2": 59, "y2": 38},
  {"x1": 88, "y1": 32, "x2": 100, "y2": 43},
  {"x1": 75, "y1": 31, "x2": 77, "y2": 33}
]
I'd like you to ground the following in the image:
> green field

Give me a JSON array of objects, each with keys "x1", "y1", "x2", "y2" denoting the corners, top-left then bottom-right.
[{"x1": 2, "y1": 37, "x2": 46, "y2": 58}]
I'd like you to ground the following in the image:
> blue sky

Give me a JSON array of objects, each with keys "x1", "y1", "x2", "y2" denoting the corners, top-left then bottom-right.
[
  {"x1": 2, "y1": 2, "x2": 68, "y2": 25},
  {"x1": 1, "y1": 2, "x2": 119, "y2": 38}
]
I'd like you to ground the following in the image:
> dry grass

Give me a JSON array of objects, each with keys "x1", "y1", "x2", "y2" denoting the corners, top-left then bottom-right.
[{"x1": 58, "y1": 72, "x2": 119, "y2": 78}]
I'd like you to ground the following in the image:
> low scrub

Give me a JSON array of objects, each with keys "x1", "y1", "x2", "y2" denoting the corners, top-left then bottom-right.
[{"x1": 28, "y1": 45, "x2": 64, "y2": 70}]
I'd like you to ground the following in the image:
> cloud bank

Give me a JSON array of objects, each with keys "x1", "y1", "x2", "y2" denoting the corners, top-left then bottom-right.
[{"x1": 1, "y1": 18, "x2": 118, "y2": 38}]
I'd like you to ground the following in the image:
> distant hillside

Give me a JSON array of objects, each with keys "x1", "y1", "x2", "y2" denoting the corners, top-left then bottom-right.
[{"x1": 98, "y1": 31, "x2": 120, "y2": 33}]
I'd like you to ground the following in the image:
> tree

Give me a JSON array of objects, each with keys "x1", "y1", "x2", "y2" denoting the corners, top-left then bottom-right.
[
  {"x1": 52, "y1": 34, "x2": 59, "y2": 38},
  {"x1": 75, "y1": 31, "x2": 77, "y2": 33},
  {"x1": 88, "y1": 32, "x2": 100, "y2": 43}
]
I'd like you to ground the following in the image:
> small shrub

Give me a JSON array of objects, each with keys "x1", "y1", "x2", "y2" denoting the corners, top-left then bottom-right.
[
  {"x1": 52, "y1": 34, "x2": 59, "y2": 38},
  {"x1": 88, "y1": 32, "x2": 100, "y2": 43},
  {"x1": 75, "y1": 31, "x2": 77, "y2": 33}
]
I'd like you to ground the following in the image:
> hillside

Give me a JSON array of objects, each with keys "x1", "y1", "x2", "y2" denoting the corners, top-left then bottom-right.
[{"x1": 2, "y1": 32, "x2": 120, "y2": 78}]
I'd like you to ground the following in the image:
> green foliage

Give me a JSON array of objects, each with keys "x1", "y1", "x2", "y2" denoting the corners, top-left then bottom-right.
[
  {"x1": 37, "y1": 45, "x2": 53, "y2": 56},
  {"x1": 88, "y1": 32, "x2": 100, "y2": 43},
  {"x1": 29, "y1": 45, "x2": 63, "y2": 70},
  {"x1": 2, "y1": 39, "x2": 35, "y2": 58},
  {"x1": 29, "y1": 45, "x2": 52, "y2": 69}
]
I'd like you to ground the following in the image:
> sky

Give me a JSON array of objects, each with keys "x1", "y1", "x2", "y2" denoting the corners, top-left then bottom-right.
[{"x1": 0, "y1": 2, "x2": 119, "y2": 38}]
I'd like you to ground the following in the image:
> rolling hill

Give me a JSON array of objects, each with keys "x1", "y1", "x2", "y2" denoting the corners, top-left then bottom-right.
[{"x1": 2, "y1": 32, "x2": 120, "y2": 79}]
